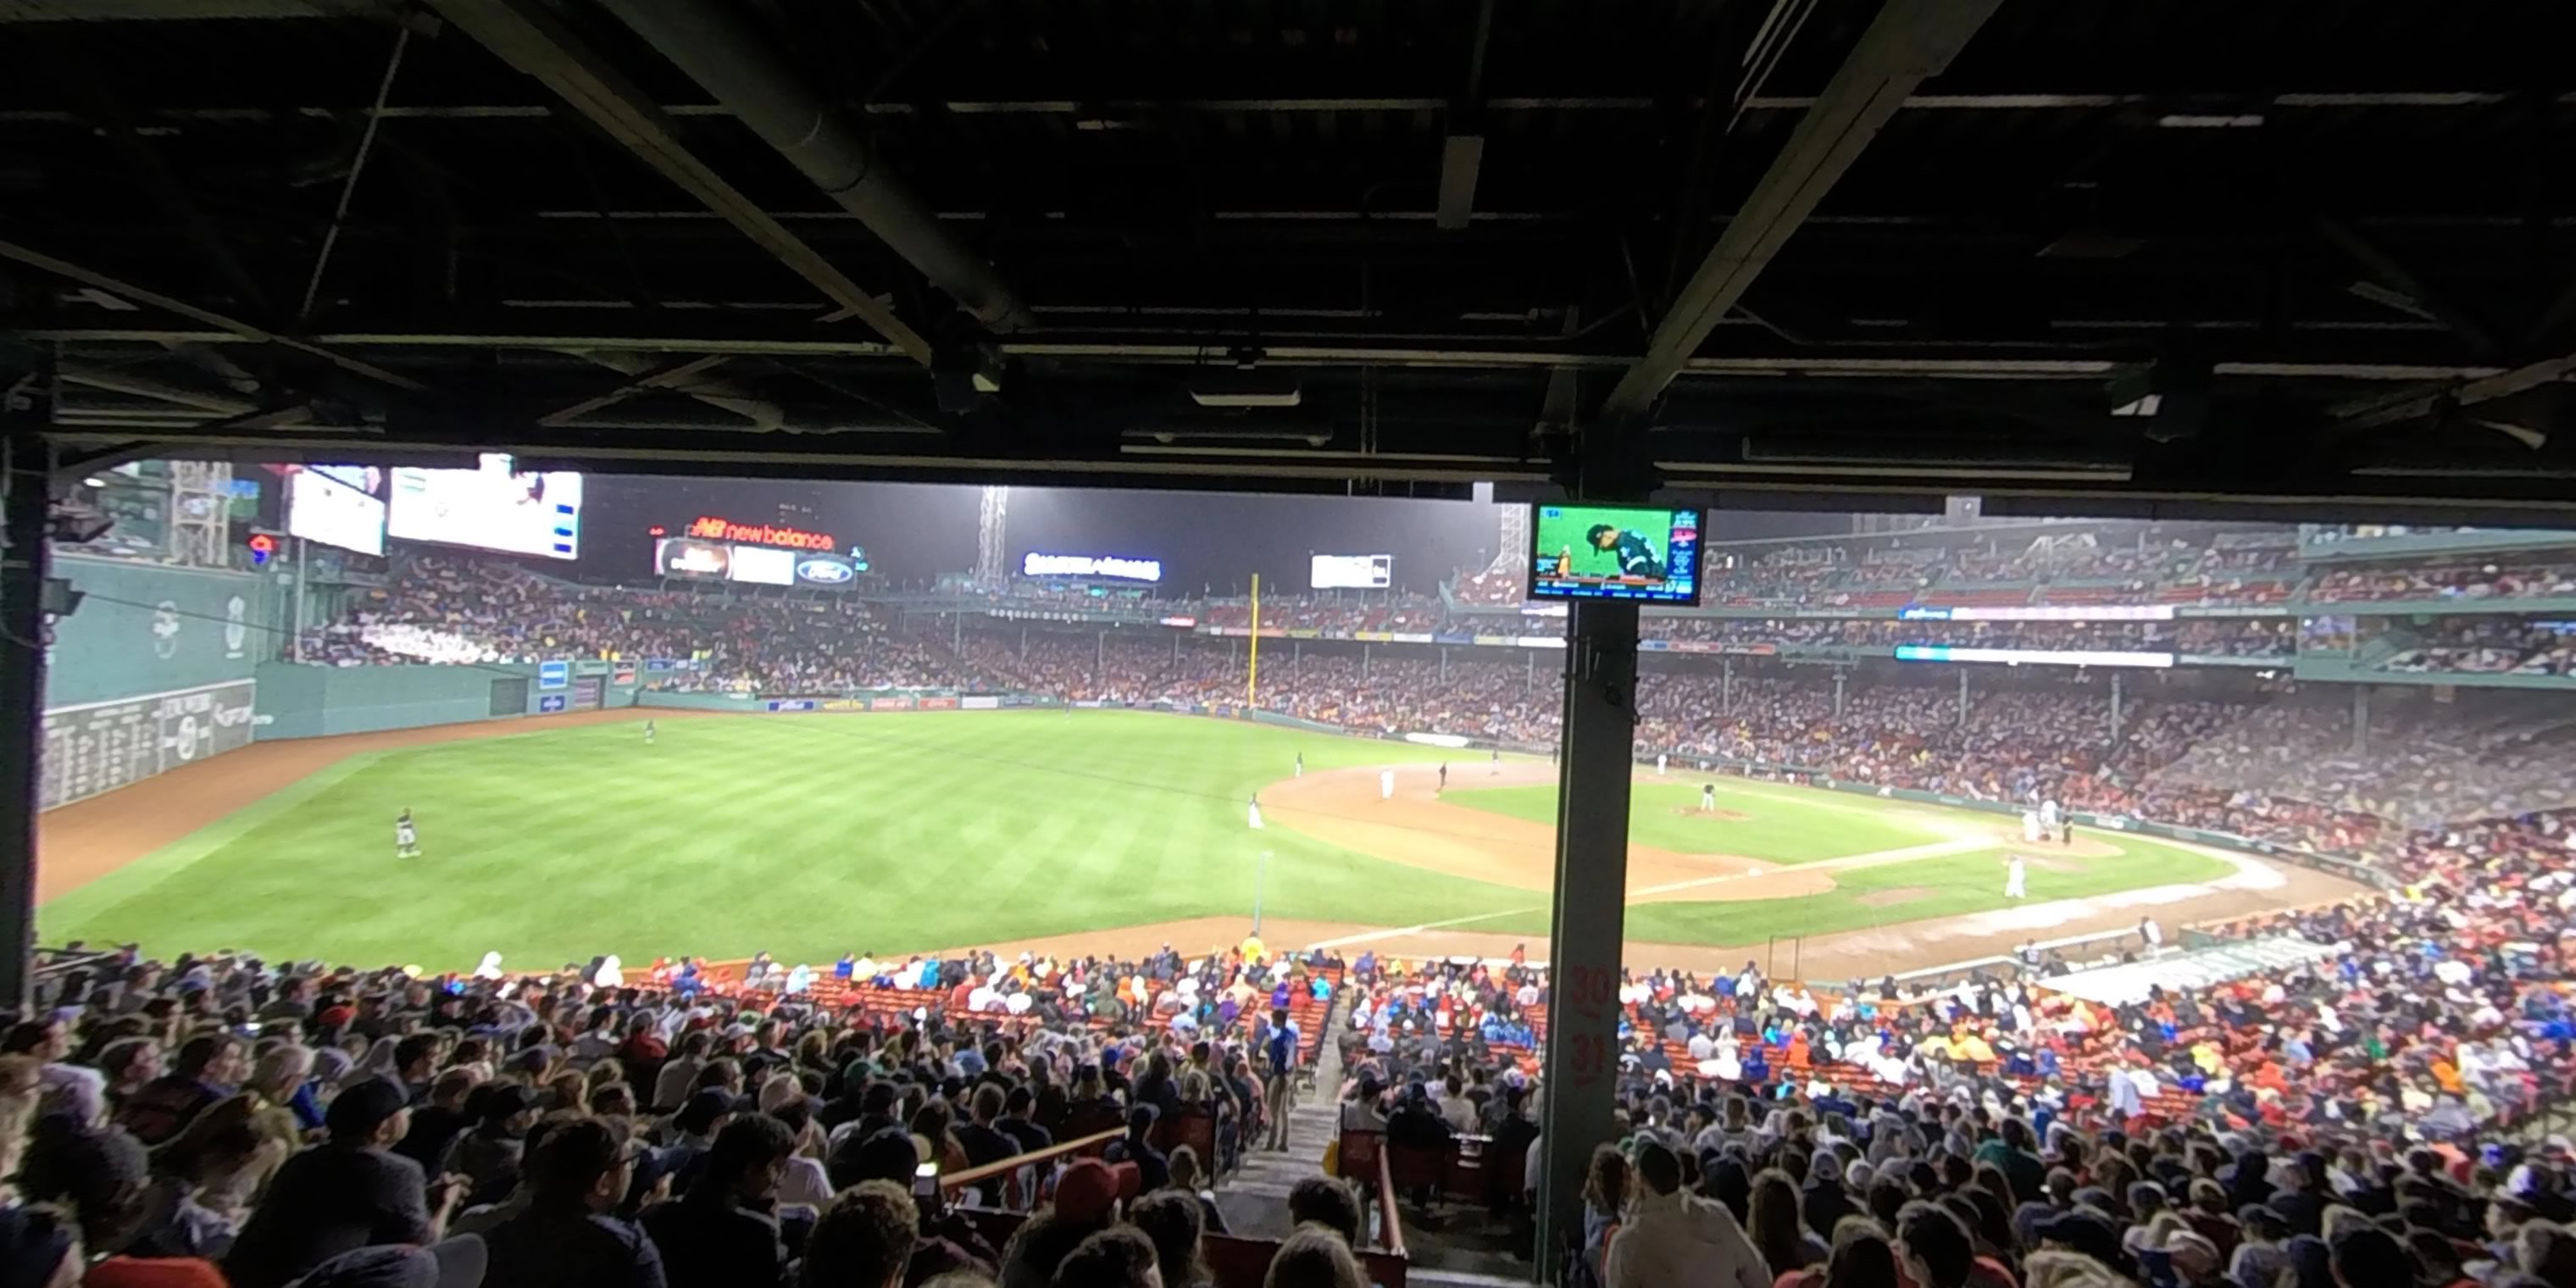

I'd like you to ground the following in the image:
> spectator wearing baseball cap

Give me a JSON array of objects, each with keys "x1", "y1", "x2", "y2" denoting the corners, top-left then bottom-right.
[
  {"x1": 1103, "y1": 1104, "x2": 1169, "y2": 1196},
  {"x1": 662, "y1": 1089, "x2": 744, "y2": 1193},
  {"x1": 477, "y1": 1119, "x2": 663, "y2": 1288},
  {"x1": 1000, "y1": 1159, "x2": 1137, "y2": 1288},
  {"x1": 823, "y1": 1126, "x2": 999, "y2": 1288},
  {"x1": 639, "y1": 1113, "x2": 796, "y2": 1288},
  {"x1": 224, "y1": 1078, "x2": 470, "y2": 1288},
  {"x1": 2031, "y1": 1207, "x2": 2135, "y2": 1280},
  {"x1": 450, "y1": 1085, "x2": 538, "y2": 1208}
]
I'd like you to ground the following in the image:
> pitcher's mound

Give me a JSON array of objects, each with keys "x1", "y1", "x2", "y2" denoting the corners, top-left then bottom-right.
[{"x1": 1666, "y1": 807, "x2": 1752, "y2": 823}]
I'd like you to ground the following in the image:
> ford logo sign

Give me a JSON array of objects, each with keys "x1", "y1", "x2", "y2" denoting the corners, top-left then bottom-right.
[{"x1": 797, "y1": 558, "x2": 853, "y2": 584}]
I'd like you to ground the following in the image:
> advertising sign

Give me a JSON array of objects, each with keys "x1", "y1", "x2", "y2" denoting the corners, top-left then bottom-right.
[
  {"x1": 1021, "y1": 552, "x2": 1162, "y2": 582},
  {"x1": 869, "y1": 697, "x2": 916, "y2": 711},
  {"x1": 765, "y1": 699, "x2": 818, "y2": 713},
  {"x1": 1893, "y1": 645, "x2": 2175, "y2": 669},
  {"x1": 612, "y1": 663, "x2": 638, "y2": 686},
  {"x1": 686, "y1": 515, "x2": 836, "y2": 551},
  {"x1": 388, "y1": 453, "x2": 582, "y2": 559},
  {"x1": 286, "y1": 466, "x2": 386, "y2": 556},
  {"x1": 1310, "y1": 553, "x2": 1393, "y2": 590},
  {"x1": 917, "y1": 696, "x2": 959, "y2": 710},
  {"x1": 655, "y1": 538, "x2": 731, "y2": 580},
  {"x1": 728, "y1": 545, "x2": 796, "y2": 586},
  {"x1": 537, "y1": 694, "x2": 569, "y2": 713},
  {"x1": 795, "y1": 555, "x2": 857, "y2": 587},
  {"x1": 537, "y1": 660, "x2": 569, "y2": 691}
]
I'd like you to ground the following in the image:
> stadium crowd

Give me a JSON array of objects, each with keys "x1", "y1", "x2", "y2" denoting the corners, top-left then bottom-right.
[
  {"x1": 2374, "y1": 619, "x2": 2576, "y2": 678},
  {"x1": 0, "y1": 934, "x2": 1385, "y2": 1288},
  {"x1": 50, "y1": 546, "x2": 2576, "y2": 1288}
]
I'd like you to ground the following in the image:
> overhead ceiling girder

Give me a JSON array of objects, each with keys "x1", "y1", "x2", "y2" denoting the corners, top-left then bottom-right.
[
  {"x1": 1597, "y1": 0, "x2": 2007, "y2": 425},
  {"x1": 421, "y1": 0, "x2": 933, "y2": 363}
]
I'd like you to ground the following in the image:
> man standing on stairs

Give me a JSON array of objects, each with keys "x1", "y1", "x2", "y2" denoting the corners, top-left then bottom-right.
[{"x1": 1262, "y1": 1007, "x2": 1300, "y2": 1152}]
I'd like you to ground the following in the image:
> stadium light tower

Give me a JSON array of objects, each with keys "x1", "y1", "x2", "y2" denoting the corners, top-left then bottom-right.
[{"x1": 974, "y1": 485, "x2": 1008, "y2": 586}]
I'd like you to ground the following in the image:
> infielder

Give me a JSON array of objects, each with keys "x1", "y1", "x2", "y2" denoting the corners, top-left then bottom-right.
[
  {"x1": 1294, "y1": 752, "x2": 1303, "y2": 778},
  {"x1": 1656, "y1": 752, "x2": 1668, "y2": 775},
  {"x1": 2004, "y1": 854, "x2": 2027, "y2": 900},
  {"x1": 1437, "y1": 763, "x2": 1447, "y2": 793},
  {"x1": 395, "y1": 808, "x2": 420, "y2": 859},
  {"x1": 1380, "y1": 769, "x2": 1395, "y2": 801},
  {"x1": 1701, "y1": 783, "x2": 1718, "y2": 813},
  {"x1": 1490, "y1": 747, "x2": 1500, "y2": 775},
  {"x1": 2022, "y1": 808, "x2": 2043, "y2": 843},
  {"x1": 2039, "y1": 797, "x2": 2061, "y2": 836}
]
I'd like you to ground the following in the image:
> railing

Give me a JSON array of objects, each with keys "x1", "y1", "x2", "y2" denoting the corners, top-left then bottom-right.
[
  {"x1": 938, "y1": 1127, "x2": 1124, "y2": 1207},
  {"x1": 1374, "y1": 1132, "x2": 1407, "y2": 1258}
]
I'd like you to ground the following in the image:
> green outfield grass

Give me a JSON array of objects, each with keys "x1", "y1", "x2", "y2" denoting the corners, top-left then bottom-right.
[
  {"x1": 1443, "y1": 778, "x2": 1938, "y2": 861},
  {"x1": 40, "y1": 711, "x2": 2243, "y2": 970}
]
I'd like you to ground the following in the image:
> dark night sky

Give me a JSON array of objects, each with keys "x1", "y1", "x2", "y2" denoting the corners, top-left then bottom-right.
[{"x1": 580, "y1": 475, "x2": 1852, "y2": 592}]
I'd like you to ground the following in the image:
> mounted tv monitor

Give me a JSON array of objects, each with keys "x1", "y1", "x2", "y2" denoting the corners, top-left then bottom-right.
[{"x1": 1528, "y1": 503, "x2": 1703, "y2": 605}]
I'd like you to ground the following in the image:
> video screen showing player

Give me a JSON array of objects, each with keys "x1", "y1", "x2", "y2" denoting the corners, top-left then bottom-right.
[{"x1": 1528, "y1": 503, "x2": 1702, "y2": 604}]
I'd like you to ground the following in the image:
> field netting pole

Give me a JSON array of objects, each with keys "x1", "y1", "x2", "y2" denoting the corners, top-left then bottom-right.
[
  {"x1": 0, "y1": 431, "x2": 51, "y2": 1008},
  {"x1": 1534, "y1": 597, "x2": 1637, "y2": 1276},
  {"x1": 1246, "y1": 573, "x2": 1260, "y2": 706}
]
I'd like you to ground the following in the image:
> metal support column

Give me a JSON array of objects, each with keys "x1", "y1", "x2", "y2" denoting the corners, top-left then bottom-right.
[
  {"x1": 1834, "y1": 669, "x2": 1847, "y2": 719},
  {"x1": 1172, "y1": 631, "x2": 1180, "y2": 662},
  {"x1": 1440, "y1": 647, "x2": 1450, "y2": 683},
  {"x1": 1096, "y1": 630, "x2": 1105, "y2": 673},
  {"x1": 1526, "y1": 650, "x2": 1535, "y2": 696},
  {"x1": 952, "y1": 613, "x2": 962, "y2": 652},
  {"x1": 1723, "y1": 657, "x2": 1733, "y2": 710},
  {"x1": 0, "y1": 432, "x2": 50, "y2": 1008},
  {"x1": 2109, "y1": 671, "x2": 2124, "y2": 747},
  {"x1": 1957, "y1": 669, "x2": 1968, "y2": 727},
  {"x1": 2351, "y1": 685, "x2": 2369, "y2": 756},
  {"x1": 1362, "y1": 644, "x2": 1370, "y2": 680},
  {"x1": 1535, "y1": 599, "x2": 1639, "y2": 1276}
]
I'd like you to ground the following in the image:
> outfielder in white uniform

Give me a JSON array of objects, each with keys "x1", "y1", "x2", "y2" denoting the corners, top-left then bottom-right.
[
  {"x1": 1656, "y1": 753, "x2": 1667, "y2": 775},
  {"x1": 1380, "y1": 769, "x2": 1395, "y2": 801},
  {"x1": 395, "y1": 809, "x2": 420, "y2": 859},
  {"x1": 2004, "y1": 854, "x2": 2027, "y2": 900}
]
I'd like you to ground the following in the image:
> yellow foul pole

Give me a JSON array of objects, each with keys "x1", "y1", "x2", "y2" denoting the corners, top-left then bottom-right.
[{"x1": 1246, "y1": 573, "x2": 1261, "y2": 707}]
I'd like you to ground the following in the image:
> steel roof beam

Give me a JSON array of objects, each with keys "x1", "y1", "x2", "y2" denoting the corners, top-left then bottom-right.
[
  {"x1": 1598, "y1": 0, "x2": 2006, "y2": 425},
  {"x1": 421, "y1": 0, "x2": 931, "y2": 364},
  {"x1": 594, "y1": 0, "x2": 1033, "y2": 334},
  {"x1": 0, "y1": 236, "x2": 427, "y2": 392}
]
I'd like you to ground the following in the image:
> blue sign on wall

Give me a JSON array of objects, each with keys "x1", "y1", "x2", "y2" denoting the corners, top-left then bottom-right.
[
  {"x1": 538, "y1": 694, "x2": 569, "y2": 713},
  {"x1": 537, "y1": 660, "x2": 569, "y2": 691}
]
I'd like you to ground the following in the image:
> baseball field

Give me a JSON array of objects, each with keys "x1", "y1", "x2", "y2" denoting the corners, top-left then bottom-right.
[{"x1": 35, "y1": 709, "x2": 2363, "y2": 976}]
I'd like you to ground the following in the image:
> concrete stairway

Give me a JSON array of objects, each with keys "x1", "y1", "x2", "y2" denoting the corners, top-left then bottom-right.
[{"x1": 1213, "y1": 996, "x2": 1348, "y2": 1239}]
